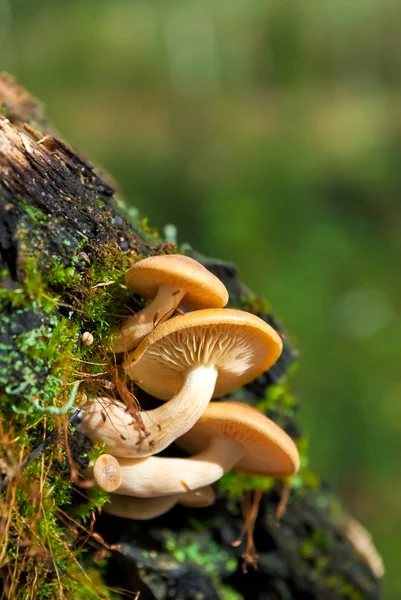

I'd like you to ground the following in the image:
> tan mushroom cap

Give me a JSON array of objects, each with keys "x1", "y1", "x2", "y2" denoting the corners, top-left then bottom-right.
[
  {"x1": 177, "y1": 401, "x2": 300, "y2": 478},
  {"x1": 124, "y1": 308, "x2": 283, "y2": 400},
  {"x1": 125, "y1": 254, "x2": 228, "y2": 309}
]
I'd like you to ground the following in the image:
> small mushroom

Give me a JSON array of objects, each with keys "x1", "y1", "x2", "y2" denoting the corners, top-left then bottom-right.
[
  {"x1": 112, "y1": 254, "x2": 229, "y2": 352},
  {"x1": 93, "y1": 401, "x2": 300, "y2": 498},
  {"x1": 102, "y1": 485, "x2": 216, "y2": 520},
  {"x1": 81, "y1": 331, "x2": 94, "y2": 346},
  {"x1": 81, "y1": 309, "x2": 282, "y2": 457}
]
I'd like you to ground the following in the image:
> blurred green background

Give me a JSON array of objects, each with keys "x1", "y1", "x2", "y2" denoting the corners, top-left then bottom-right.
[{"x1": 1, "y1": 0, "x2": 400, "y2": 596}]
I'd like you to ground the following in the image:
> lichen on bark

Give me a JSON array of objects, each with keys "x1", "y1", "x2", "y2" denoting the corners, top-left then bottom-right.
[{"x1": 0, "y1": 74, "x2": 382, "y2": 600}]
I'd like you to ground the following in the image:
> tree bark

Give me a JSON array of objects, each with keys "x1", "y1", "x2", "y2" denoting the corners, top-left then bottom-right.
[{"x1": 0, "y1": 74, "x2": 382, "y2": 600}]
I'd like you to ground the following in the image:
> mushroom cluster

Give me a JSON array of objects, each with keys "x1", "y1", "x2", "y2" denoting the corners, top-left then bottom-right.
[{"x1": 80, "y1": 254, "x2": 300, "y2": 520}]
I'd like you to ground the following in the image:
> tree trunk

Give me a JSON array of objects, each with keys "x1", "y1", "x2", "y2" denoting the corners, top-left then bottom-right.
[{"x1": 0, "y1": 74, "x2": 382, "y2": 600}]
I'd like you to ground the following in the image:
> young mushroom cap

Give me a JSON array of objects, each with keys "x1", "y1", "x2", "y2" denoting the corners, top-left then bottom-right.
[
  {"x1": 113, "y1": 254, "x2": 228, "y2": 352},
  {"x1": 102, "y1": 485, "x2": 216, "y2": 520},
  {"x1": 94, "y1": 401, "x2": 299, "y2": 498},
  {"x1": 125, "y1": 254, "x2": 229, "y2": 310}
]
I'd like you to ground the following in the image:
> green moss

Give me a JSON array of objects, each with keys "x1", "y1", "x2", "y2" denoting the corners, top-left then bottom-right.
[
  {"x1": 324, "y1": 576, "x2": 363, "y2": 600},
  {"x1": 0, "y1": 247, "x2": 125, "y2": 597},
  {"x1": 3, "y1": 433, "x2": 114, "y2": 599},
  {"x1": 298, "y1": 525, "x2": 365, "y2": 599},
  {"x1": 44, "y1": 262, "x2": 81, "y2": 287},
  {"x1": 239, "y1": 295, "x2": 271, "y2": 315},
  {"x1": 0, "y1": 307, "x2": 79, "y2": 416},
  {"x1": 255, "y1": 381, "x2": 296, "y2": 414},
  {"x1": 293, "y1": 467, "x2": 320, "y2": 491},
  {"x1": 0, "y1": 256, "x2": 59, "y2": 312},
  {"x1": 18, "y1": 199, "x2": 50, "y2": 225},
  {"x1": 163, "y1": 530, "x2": 237, "y2": 577},
  {"x1": 0, "y1": 224, "x2": 164, "y2": 596},
  {"x1": 219, "y1": 470, "x2": 276, "y2": 497},
  {"x1": 0, "y1": 104, "x2": 12, "y2": 118},
  {"x1": 71, "y1": 484, "x2": 111, "y2": 523},
  {"x1": 296, "y1": 528, "x2": 366, "y2": 600},
  {"x1": 220, "y1": 586, "x2": 244, "y2": 600},
  {"x1": 162, "y1": 530, "x2": 240, "y2": 600},
  {"x1": 136, "y1": 217, "x2": 161, "y2": 244},
  {"x1": 301, "y1": 530, "x2": 332, "y2": 559},
  {"x1": 78, "y1": 253, "x2": 131, "y2": 340}
]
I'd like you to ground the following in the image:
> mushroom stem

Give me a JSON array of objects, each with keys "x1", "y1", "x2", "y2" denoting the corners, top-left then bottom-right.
[
  {"x1": 103, "y1": 485, "x2": 216, "y2": 520},
  {"x1": 80, "y1": 365, "x2": 218, "y2": 457},
  {"x1": 146, "y1": 365, "x2": 218, "y2": 454},
  {"x1": 179, "y1": 485, "x2": 216, "y2": 507},
  {"x1": 113, "y1": 284, "x2": 185, "y2": 352},
  {"x1": 109, "y1": 436, "x2": 244, "y2": 497},
  {"x1": 104, "y1": 494, "x2": 179, "y2": 520}
]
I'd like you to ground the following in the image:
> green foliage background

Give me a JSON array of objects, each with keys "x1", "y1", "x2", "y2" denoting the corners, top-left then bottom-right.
[{"x1": 1, "y1": 0, "x2": 400, "y2": 597}]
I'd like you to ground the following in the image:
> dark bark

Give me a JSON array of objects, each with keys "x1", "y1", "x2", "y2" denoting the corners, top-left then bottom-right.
[{"x1": 0, "y1": 74, "x2": 382, "y2": 600}]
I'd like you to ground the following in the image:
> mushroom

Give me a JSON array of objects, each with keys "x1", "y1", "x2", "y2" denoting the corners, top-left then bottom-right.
[
  {"x1": 81, "y1": 308, "x2": 282, "y2": 457},
  {"x1": 112, "y1": 254, "x2": 229, "y2": 352},
  {"x1": 102, "y1": 484, "x2": 216, "y2": 520},
  {"x1": 92, "y1": 401, "x2": 300, "y2": 498},
  {"x1": 89, "y1": 453, "x2": 215, "y2": 520}
]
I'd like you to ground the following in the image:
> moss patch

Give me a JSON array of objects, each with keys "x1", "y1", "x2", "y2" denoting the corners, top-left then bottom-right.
[
  {"x1": 162, "y1": 529, "x2": 240, "y2": 598},
  {"x1": 0, "y1": 227, "x2": 162, "y2": 597}
]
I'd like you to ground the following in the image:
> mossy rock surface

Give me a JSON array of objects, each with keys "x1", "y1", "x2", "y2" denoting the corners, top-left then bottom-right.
[{"x1": 0, "y1": 74, "x2": 382, "y2": 600}]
